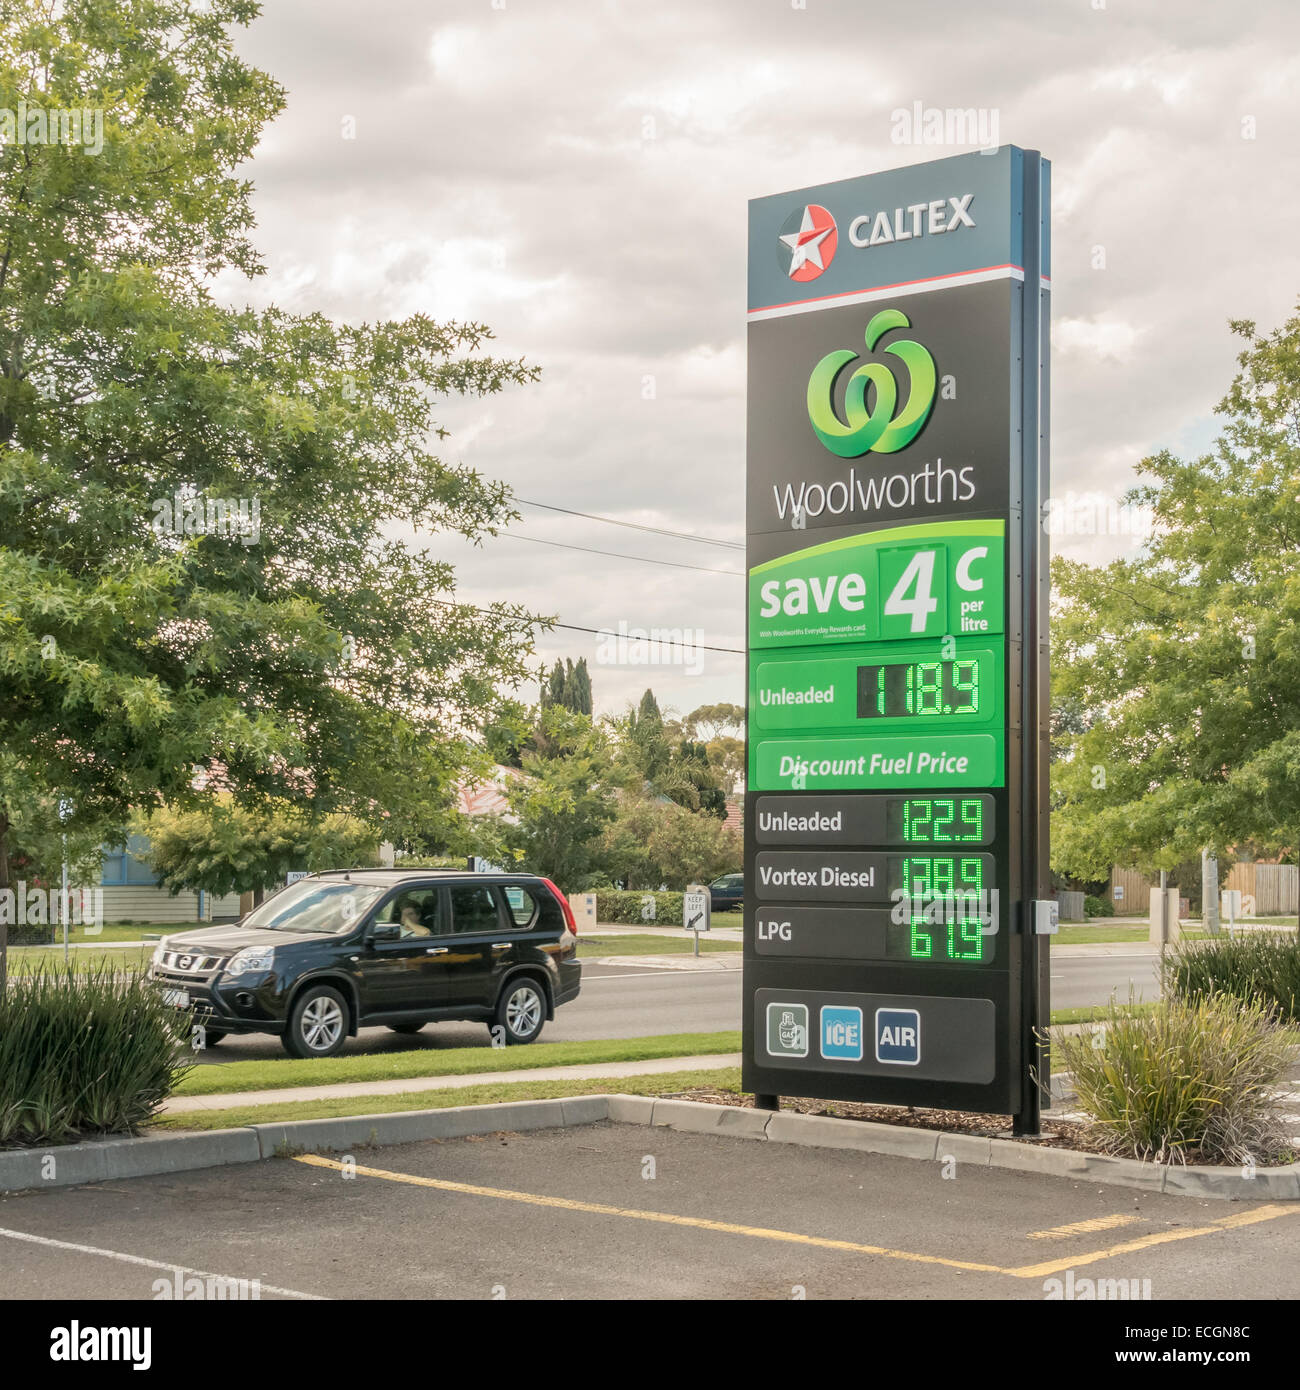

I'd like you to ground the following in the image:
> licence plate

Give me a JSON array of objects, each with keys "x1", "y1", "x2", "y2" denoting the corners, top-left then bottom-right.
[{"x1": 162, "y1": 987, "x2": 190, "y2": 1009}]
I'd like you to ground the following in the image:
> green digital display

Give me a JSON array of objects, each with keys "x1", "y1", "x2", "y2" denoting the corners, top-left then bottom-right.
[
  {"x1": 887, "y1": 796, "x2": 986, "y2": 843},
  {"x1": 857, "y1": 659, "x2": 980, "y2": 719},
  {"x1": 886, "y1": 855, "x2": 993, "y2": 963}
]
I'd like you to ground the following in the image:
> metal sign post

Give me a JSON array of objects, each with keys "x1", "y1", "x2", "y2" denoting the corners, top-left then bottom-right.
[
  {"x1": 742, "y1": 147, "x2": 1051, "y2": 1129},
  {"x1": 683, "y1": 889, "x2": 710, "y2": 958}
]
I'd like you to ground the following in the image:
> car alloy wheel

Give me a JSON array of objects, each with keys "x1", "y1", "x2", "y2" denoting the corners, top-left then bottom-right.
[
  {"x1": 283, "y1": 984, "x2": 350, "y2": 1058},
  {"x1": 498, "y1": 980, "x2": 544, "y2": 1044},
  {"x1": 302, "y1": 994, "x2": 343, "y2": 1050}
]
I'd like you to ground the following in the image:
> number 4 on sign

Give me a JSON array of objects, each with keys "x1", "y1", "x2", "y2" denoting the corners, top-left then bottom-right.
[{"x1": 884, "y1": 550, "x2": 939, "y2": 633}]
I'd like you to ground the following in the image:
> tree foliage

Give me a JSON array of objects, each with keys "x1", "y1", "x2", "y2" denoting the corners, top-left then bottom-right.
[
  {"x1": 0, "y1": 2, "x2": 542, "y2": 982},
  {"x1": 135, "y1": 799, "x2": 380, "y2": 898},
  {"x1": 499, "y1": 708, "x2": 616, "y2": 891},
  {"x1": 539, "y1": 657, "x2": 592, "y2": 715},
  {"x1": 599, "y1": 796, "x2": 741, "y2": 890},
  {"x1": 1051, "y1": 311, "x2": 1300, "y2": 879}
]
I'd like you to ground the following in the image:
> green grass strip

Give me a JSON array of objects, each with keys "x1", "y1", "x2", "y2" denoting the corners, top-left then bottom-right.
[
  {"x1": 577, "y1": 934, "x2": 740, "y2": 956},
  {"x1": 153, "y1": 1067, "x2": 744, "y2": 1131},
  {"x1": 178, "y1": 1030, "x2": 743, "y2": 1096}
]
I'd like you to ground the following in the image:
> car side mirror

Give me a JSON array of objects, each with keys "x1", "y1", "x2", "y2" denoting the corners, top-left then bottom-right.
[{"x1": 371, "y1": 921, "x2": 401, "y2": 943}]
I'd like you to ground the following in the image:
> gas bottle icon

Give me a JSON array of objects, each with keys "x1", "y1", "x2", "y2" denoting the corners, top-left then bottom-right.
[{"x1": 777, "y1": 1009, "x2": 805, "y2": 1053}]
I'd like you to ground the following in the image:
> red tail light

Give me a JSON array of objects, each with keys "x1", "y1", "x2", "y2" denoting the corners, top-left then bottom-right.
[{"x1": 542, "y1": 878, "x2": 578, "y2": 932}]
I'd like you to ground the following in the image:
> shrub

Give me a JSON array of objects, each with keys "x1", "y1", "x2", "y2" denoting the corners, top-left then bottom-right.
[
  {"x1": 1083, "y1": 894, "x2": 1114, "y2": 918},
  {"x1": 5, "y1": 923, "x2": 56, "y2": 945},
  {"x1": 1053, "y1": 993, "x2": 1295, "y2": 1165},
  {"x1": 600, "y1": 798, "x2": 741, "y2": 891},
  {"x1": 1164, "y1": 931, "x2": 1300, "y2": 1023},
  {"x1": 0, "y1": 961, "x2": 192, "y2": 1147},
  {"x1": 593, "y1": 890, "x2": 687, "y2": 926}
]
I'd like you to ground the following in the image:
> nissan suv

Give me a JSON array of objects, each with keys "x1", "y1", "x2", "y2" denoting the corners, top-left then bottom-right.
[{"x1": 147, "y1": 869, "x2": 582, "y2": 1057}]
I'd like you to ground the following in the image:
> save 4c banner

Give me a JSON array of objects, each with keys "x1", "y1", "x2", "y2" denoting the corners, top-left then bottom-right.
[{"x1": 743, "y1": 146, "x2": 1051, "y2": 1123}]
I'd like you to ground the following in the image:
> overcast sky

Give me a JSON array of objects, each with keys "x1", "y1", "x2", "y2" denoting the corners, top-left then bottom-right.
[{"x1": 224, "y1": 0, "x2": 1300, "y2": 724}]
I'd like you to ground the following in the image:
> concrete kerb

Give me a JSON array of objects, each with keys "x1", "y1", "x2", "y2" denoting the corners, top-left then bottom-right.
[{"x1": 1, "y1": 1094, "x2": 1296, "y2": 1201}]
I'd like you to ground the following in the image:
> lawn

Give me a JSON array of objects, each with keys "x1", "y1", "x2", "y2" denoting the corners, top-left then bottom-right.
[
  {"x1": 153, "y1": 1066, "x2": 746, "y2": 1131},
  {"x1": 577, "y1": 933, "x2": 740, "y2": 956},
  {"x1": 178, "y1": 1030, "x2": 743, "y2": 1097},
  {"x1": 9, "y1": 921, "x2": 216, "y2": 945},
  {"x1": 7, "y1": 942, "x2": 154, "y2": 975}
]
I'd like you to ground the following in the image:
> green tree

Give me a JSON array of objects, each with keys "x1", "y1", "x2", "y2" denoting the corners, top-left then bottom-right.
[
  {"x1": 1051, "y1": 310, "x2": 1300, "y2": 914},
  {"x1": 673, "y1": 739, "x2": 729, "y2": 817},
  {"x1": 620, "y1": 689, "x2": 671, "y2": 786},
  {"x1": 683, "y1": 702, "x2": 745, "y2": 742},
  {"x1": 135, "y1": 800, "x2": 380, "y2": 900},
  {"x1": 600, "y1": 797, "x2": 741, "y2": 890},
  {"x1": 482, "y1": 698, "x2": 534, "y2": 769},
  {"x1": 539, "y1": 657, "x2": 593, "y2": 715},
  {"x1": 500, "y1": 708, "x2": 616, "y2": 891},
  {"x1": 0, "y1": 2, "x2": 541, "y2": 984},
  {"x1": 570, "y1": 657, "x2": 593, "y2": 715}
]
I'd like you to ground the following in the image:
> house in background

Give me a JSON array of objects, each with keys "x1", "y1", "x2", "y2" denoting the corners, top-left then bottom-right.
[{"x1": 101, "y1": 834, "x2": 242, "y2": 924}]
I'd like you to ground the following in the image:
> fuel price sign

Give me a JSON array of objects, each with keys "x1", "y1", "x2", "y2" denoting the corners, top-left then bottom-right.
[{"x1": 742, "y1": 147, "x2": 1051, "y2": 1127}]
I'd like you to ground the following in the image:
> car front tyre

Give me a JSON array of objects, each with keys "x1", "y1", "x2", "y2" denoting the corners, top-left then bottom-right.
[
  {"x1": 283, "y1": 984, "x2": 349, "y2": 1058},
  {"x1": 495, "y1": 978, "x2": 546, "y2": 1045}
]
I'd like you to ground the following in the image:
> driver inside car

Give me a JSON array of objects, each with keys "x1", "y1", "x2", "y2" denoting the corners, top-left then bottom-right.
[{"x1": 395, "y1": 896, "x2": 432, "y2": 938}]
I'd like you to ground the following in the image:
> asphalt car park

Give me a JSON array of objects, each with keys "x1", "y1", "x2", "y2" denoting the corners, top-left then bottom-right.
[{"x1": 2, "y1": 1123, "x2": 1296, "y2": 1301}]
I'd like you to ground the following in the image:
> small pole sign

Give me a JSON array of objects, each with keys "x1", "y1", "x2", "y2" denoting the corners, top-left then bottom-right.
[{"x1": 683, "y1": 889, "x2": 711, "y2": 957}]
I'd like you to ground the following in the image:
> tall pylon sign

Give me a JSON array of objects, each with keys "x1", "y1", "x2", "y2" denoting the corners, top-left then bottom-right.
[{"x1": 743, "y1": 147, "x2": 1051, "y2": 1130}]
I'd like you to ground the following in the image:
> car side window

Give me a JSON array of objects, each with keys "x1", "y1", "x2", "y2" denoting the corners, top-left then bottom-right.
[
  {"x1": 501, "y1": 885, "x2": 539, "y2": 928},
  {"x1": 449, "y1": 885, "x2": 503, "y2": 934},
  {"x1": 374, "y1": 887, "x2": 443, "y2": 939}
]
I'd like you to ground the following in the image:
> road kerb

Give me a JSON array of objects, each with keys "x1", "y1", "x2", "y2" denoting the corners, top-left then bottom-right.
[{"x1": 3, "y1": 1092, "x2": 1297, "y2": 1201}]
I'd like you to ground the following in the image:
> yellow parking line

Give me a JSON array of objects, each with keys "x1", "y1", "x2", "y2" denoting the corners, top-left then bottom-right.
[
  {"x1": 1009, "y1": 1204, "x2": 1300, "y2": 1279},
  {"x1": 292, "y1": 1154, "x2": 1005, "y2": 1275},
  {"x1": 294, "y1": 1154, "x2": 1300, "y2": 1282},
  {"x1": 1027, "y1": 1213, "x2": 1143, "y2": 1239}
]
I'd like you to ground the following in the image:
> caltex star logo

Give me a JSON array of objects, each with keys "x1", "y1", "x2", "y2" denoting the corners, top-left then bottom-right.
[{"x1": 777, "y1": 203, "x2": 838, "y2": 282}]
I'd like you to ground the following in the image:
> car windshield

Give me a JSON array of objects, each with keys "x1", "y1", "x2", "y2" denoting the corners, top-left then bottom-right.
[{"x1": 238, "y1": 881, "x2": 386, "y2": 935}]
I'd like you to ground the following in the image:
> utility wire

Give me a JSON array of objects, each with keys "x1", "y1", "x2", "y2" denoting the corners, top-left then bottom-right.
[
  {"x1": 515, "y1": 498, "x2": 744, "y2": 551},
  {"x1": 433, "y1": 598, "x2": 744, "y2": 655},
  {"x1": 499, "y1": 530, "x2": 743, "y2": 577}
]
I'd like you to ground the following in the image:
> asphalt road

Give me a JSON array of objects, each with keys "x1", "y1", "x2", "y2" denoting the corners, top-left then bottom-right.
[
  {"x1": 195, "y1": 951, "x2": 1162, "y2": 1063},
  {"x1": 1, "y1": 1124, "x2": 1294, "y2": 1303}
]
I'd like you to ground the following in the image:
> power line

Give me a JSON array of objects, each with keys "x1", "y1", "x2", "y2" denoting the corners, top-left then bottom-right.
[
  {"x1": 434, "y1": 598, "x2": 744, "y2": 655},
  {"x1": 499, "y1": 530, "x2": 743, "y2": 577},
  {"x1": 515, "y1": 498, "x2": 745, "y2": 551}
]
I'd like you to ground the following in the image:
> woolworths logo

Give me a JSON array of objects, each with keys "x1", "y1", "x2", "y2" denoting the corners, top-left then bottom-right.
[{"x1": 806, "y1": 309, "x2": 936, "y2": 457}]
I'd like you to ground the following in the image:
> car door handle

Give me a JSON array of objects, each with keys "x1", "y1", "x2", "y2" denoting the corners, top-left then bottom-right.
[
  {"x1": 425, "y1": 946, "x2": 449, "y2": 955},
  {"x1": 490, "y1": 942, "x2": 512, "y2": 949}
]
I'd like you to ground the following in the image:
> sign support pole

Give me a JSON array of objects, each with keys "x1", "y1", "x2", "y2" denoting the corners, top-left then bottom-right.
[{"x1": 1013, "y1": 152, "x2": 1050, "y2": 1137}]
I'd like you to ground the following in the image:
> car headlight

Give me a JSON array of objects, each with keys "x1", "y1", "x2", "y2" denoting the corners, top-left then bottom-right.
[
  {"x1": 151, "y1": 940, "x2": 167, "y2": 968},
  {"x1": 225, "y1": 946, "x2": 275, "y2": 975}
]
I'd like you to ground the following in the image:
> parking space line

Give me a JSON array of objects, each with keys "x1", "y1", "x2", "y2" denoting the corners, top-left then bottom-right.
[
  {"x1": 1027, "y1": 1213, "x2": 1142, "y2": 1239},
  {"x1": 0, "y1": 1225, "x2": 326, "y2": 1300},
  {"x1": 296, "y1": 1154, "x2": 1300, "y2": 1282},
  {"x1": 293, "y1": 1154, "x2": 1006, "y2": 1274},
  {"x1": 1008, "y1": 1204, "x2": 1300, "y2": 1279}
]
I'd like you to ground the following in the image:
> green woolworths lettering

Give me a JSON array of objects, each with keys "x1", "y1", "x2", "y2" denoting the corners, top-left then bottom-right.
[{"x1": 806, "y1": 308, "x2": 937, "y2": 457}]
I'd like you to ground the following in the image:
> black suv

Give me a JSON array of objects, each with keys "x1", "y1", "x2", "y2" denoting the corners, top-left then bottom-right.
[{"x1": 147, "y1": 869, "x2": 582, "y2": 1058}]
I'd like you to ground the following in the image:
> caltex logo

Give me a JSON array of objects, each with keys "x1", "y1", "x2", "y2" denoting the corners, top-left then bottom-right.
[{"x1": 778, "y1": 203, "x2": 837, "y2": 282}]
